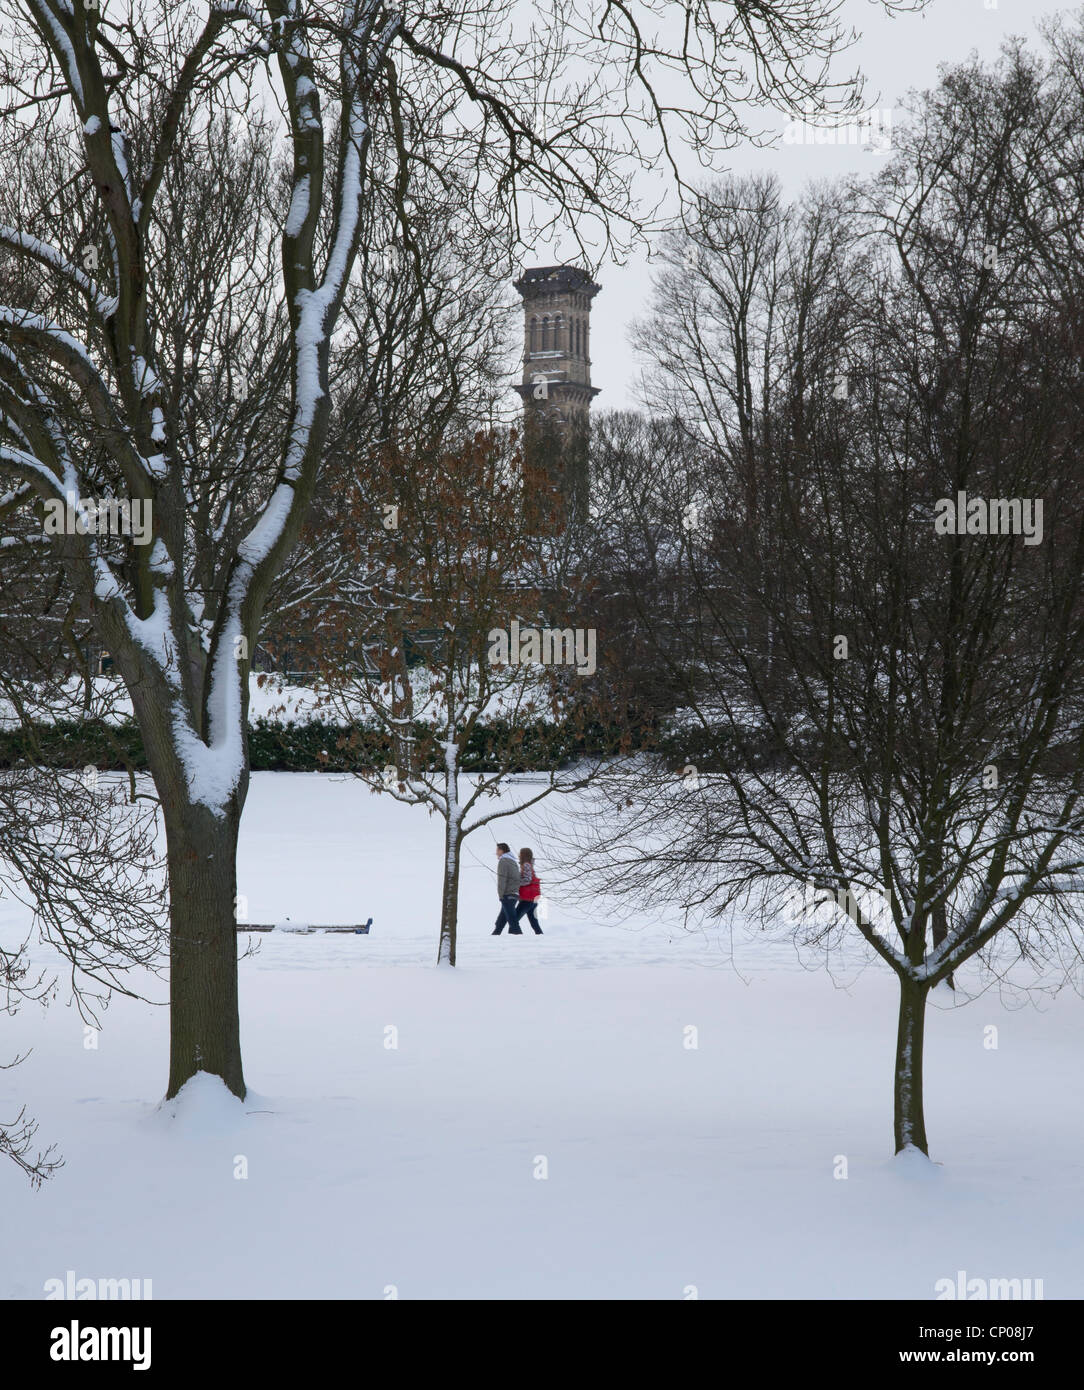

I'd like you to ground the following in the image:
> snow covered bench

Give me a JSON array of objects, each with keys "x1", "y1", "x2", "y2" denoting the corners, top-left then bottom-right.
[{"x1": 237, "y1": 918, "x2": 372, "y2": 934}]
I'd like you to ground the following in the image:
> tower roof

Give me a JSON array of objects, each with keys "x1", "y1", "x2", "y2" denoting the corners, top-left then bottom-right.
[{"x1": 514, "y1": 265, "x2": 600, "y2": 299}]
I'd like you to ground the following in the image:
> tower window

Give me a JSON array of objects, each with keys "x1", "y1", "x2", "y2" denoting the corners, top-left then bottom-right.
[
  {"x1": 530, "y1": 316, "x2": 538, "y2": 353},
  {"x1": 541, "y1": 315, "x2": 551, "y2": 350},
  {"x1": 554, "y1": 315, "x2": 563, "y2": 352}
]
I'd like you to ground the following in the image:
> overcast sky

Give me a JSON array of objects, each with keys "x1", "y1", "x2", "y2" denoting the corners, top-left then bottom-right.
[{"x1": 520, "y1": 0, "x2": 1068, "y2": 414}]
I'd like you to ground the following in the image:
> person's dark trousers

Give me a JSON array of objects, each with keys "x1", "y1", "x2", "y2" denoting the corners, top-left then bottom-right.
[
  {"x1": 515, "y1": 900, "x2": 542, "y2": 934},
  {"x1": 494, "y1": 895, "x2": 522, "y2": 934}
]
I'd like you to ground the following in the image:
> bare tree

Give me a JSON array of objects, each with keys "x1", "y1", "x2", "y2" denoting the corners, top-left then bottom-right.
[
  {"x1": 260, "y1": 179, "x2": 516, "y2": 668},
  {"x1": 585, "y1": 408, "x2": 717, "y2": 718},
  {"x1": 312, "y1": 428, "x2": 634, "y2": 965},
  {"x1": 566, "y1": 33, "x2": 1084, "y2": 1159},
  {"x1": 0, "y1": 761, "x2": 163, "y2": 1182},
  {"x1": 1, "y1": 538, "x2": 164, "y2": 1184}
]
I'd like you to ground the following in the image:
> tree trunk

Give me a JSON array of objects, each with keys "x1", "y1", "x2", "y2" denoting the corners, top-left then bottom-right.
[
  {"x1": 164, "y1": 799, "x2": 246, "y2": 1099},
  {"x1": 931, "y1": 901, "x2": 954, "y2": 990},
  {"x1": 437, "y1": 826, "x2": 461, "y2": 968},
  {"x1": 893, "y1": 974, "x2": 930, "y2": 1155}
]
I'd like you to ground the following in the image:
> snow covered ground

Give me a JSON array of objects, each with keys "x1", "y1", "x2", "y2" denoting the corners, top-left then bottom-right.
[
  {"x1": 0, "y1": 673, "x2": 338, "y2": 729},
  {"x1": 2, "y1": 772, "x2": 1081, "y2": 1299},
  {"x1": 0, "y1": 670, "x2": 553, "y2": 730}
]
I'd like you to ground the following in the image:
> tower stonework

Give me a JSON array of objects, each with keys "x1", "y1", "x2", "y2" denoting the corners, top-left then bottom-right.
[
  {"x1": 513, "y1": 265, "x2": 600, "y2": 526},
  {"x1": 513, "y1": 264, "x2": 601, "y2": 423}
]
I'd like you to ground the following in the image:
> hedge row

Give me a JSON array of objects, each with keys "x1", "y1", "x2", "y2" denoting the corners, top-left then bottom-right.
[
  {"x1": 0, "y1": 716, "x2": 640, "y2": 774},
  {"x1": 0, "y1": 714, "x2": 814, "y2": 776}
]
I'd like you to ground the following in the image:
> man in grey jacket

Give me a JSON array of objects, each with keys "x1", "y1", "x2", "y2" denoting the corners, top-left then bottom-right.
[{"x1": 492, "y1": 843, "x2": 523, "y2": 935}]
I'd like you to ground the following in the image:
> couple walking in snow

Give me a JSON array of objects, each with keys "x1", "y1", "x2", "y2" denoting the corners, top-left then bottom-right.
[{"x1": 493, "y1": 844, "x2": 543, "y2": 936}]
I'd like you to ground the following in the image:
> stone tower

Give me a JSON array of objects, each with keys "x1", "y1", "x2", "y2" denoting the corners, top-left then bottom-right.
[
  {"x1": 513, "y1": 264, "x2": 601, "y2": 423},
  {"x1": 513, "y1": 265, "x2": 600, "y2": 526}
]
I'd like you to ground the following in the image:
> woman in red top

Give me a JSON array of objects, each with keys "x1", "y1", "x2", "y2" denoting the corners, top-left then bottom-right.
[{"x1": 515, "y1": 847, "x2": 543, "y2": 935}]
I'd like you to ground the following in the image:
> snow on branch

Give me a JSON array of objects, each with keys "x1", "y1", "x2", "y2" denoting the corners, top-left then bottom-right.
[
  {"x1": 0, "y1": 226, "x2": 119, "y2": 320},
  {"x1": 0, "y1": 307, "x2": 98, "y2": 374},
  {"x1": 0, "y1": 309, "x2": 163, "y2": 484},
  {"x1": 0, "y1": 443, "x2": 65, "y2": 497},
  {"x1": 30, "y1": 0, "x2": 85, "y2": 110}
]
